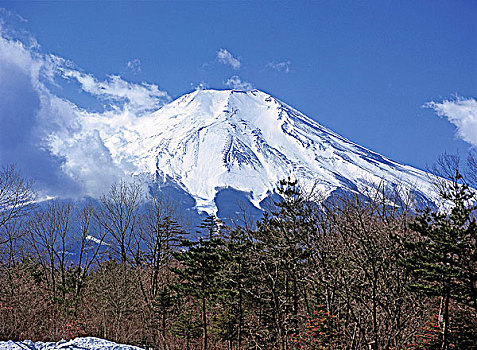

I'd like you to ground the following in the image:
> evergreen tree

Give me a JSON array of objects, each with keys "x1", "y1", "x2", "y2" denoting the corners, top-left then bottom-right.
[
  {"x1": 171, "y1": 308, "x2": 202, "y2": 350},
  {"x1": 213, "y1": 226, "x2": 253, "y2": 349},
  {"x1": 403, "y1": 170, "x2": 477, "y2": 349},
  {"x1": 171, "y1": 214, "x2": 227, "y2": 350},
  {"x1": 152, "y1": 286, "x2": 176, "y2": 349},
  {"x1": 250, "y1": 178, "x2": 318, "y2": 349}
]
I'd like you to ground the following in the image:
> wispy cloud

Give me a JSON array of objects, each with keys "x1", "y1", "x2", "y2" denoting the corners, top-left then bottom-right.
[
  {"x1": 426, "y1": 97, "x2": 477, "y2": 148},
  {"x1": 217, "y1": 48, "x2": 241, "y2": 69},
  {"x1": 59, "y1": 69, "x2": 169, "y2": 114},
  {"x1": 126, "y1": 58, "x2": 141, "y2": 73},
  {"x1": 0, "y1": 22, "x2": 170, "y2": 198},
  {"x1": 191, "y1": 81, "x2": 208, "y2": 90},
  {"x1": 224, "y1": 75, "x2": 253, "y2": 91},
  {"x1": 0, "y1": 8, "x2": 27, "y2": 23},
  {"x1": 267, "y1": 60, "x2": 291, "y2": 73}
]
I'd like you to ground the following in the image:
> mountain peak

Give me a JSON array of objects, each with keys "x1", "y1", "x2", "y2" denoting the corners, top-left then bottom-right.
[{"x1": 172, "y1": 88, "x2": 272, "y2": 110}]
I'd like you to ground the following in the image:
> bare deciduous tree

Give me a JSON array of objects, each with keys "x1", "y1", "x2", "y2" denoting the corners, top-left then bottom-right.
[
  {"x1": 71, "y1": 204, "x2": 107, "y2": 312},
  {"x1": 467, "y1": 151, "x2": 477, "y2": 189},
  {"x1": 28, "y1": 202, "x2": 73, "y2": 303},
  {"x1": 96, "y1": 181, "x2": 143, "y2": 264},
  {"x1": 0, "y1": 165, "x2": 35, "y2": 245},
  {"x1": 317, "y1": 183, "x2": 418, "y2": 349}
]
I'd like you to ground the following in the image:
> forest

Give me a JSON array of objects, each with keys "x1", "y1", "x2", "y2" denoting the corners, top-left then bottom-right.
[{"x1": 0, "y1": 154, "x2": 476, "y2": 350}]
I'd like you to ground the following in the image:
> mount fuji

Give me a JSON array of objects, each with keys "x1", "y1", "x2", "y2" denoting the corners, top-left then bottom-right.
[{"x1": 87, "y1": 89, "x2": 439, "y2": 215}]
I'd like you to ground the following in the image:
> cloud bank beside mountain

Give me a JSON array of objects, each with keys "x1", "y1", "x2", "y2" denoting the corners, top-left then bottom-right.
[{"x1": 0, "y1": 26, "x2": 169, "y2": 198}]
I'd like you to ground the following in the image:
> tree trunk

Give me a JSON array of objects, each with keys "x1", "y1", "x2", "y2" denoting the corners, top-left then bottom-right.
[
  {"x1": 238, "y1": 286, "x2": 243, "y2": 350},
  {"x1": 442, "y1": 285, "x2": 451, "y2": 350},
  {"x1": 202, "y1": 294, "x2": 208, "y2": 350}
]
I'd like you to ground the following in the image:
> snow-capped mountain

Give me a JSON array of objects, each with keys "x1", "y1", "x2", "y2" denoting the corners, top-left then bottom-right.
[{"x1": 92, "y1": 89, "x2": 439, "y2": 213}]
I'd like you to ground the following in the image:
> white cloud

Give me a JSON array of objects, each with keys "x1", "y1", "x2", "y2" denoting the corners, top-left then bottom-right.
[
  {"x1": 191, "y1": 81, "x2": 208, "y2": 90},
  {"x1": 126, "y1": 58, "x2": 141, "y2": 73},
  {"x1": 267, "y1": 60, "x2": 291, "y2": 73},
  {"x1": 426, "y1": 97, "x2": 477, "y2": 148},
  {"x1": 217, "y1": 48, "x2": 241, "y2": 69},
  {"x1": 0, "y1": 8, "x2": 27, "y2": 23},
  {"x1": 0, "y1": 24, "x2": 170, "y2": 198},
  {"x1": 59, "y1": 69, "x2": 169, "y2": 114},
  {"x1": 224, "y1": 75, "x2": 253, "y2": 91}
]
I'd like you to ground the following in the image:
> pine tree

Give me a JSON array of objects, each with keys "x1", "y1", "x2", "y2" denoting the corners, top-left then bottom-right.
[
  {"x1": 403, "y1": 170, "x2": 477, "y2": 349},
  {"x1": 171, "y1": 214, "x2": 227, "y2": 350},
  {"x1": 152, "y1": 286, "x2": 176, "y2": 349},
  {"x1": 171, "y1": 308, "x2": 202, "y2": 350},
  {"x1": 250, "y1": 178, "x2": 318, "y2": 349},
  {"x1": 213, "y1": 226, "x2": 253, "y2": 349}
]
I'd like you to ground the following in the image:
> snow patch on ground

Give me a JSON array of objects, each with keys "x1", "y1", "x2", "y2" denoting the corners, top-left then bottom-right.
[{"x1": 0, "y1": 337, "x2": 144, "y2": 350}]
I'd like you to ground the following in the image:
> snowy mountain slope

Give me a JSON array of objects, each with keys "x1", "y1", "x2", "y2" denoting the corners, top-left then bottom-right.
[
  {"x1": 0, "y1": 337, "x2": 144, "y2": 350},
  {"x1": 85, "y1": 89, "x2": 439, "y2": 213}
]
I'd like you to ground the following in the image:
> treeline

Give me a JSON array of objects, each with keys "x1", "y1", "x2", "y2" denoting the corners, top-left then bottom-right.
[{"x1": 0, "y1": 154, "x2": 476, "y2": 350}]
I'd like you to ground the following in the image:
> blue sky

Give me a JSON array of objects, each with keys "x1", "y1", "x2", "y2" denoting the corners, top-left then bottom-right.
[{"x1": 0, "y1": 1, "x2": 476, "y2": 196}]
